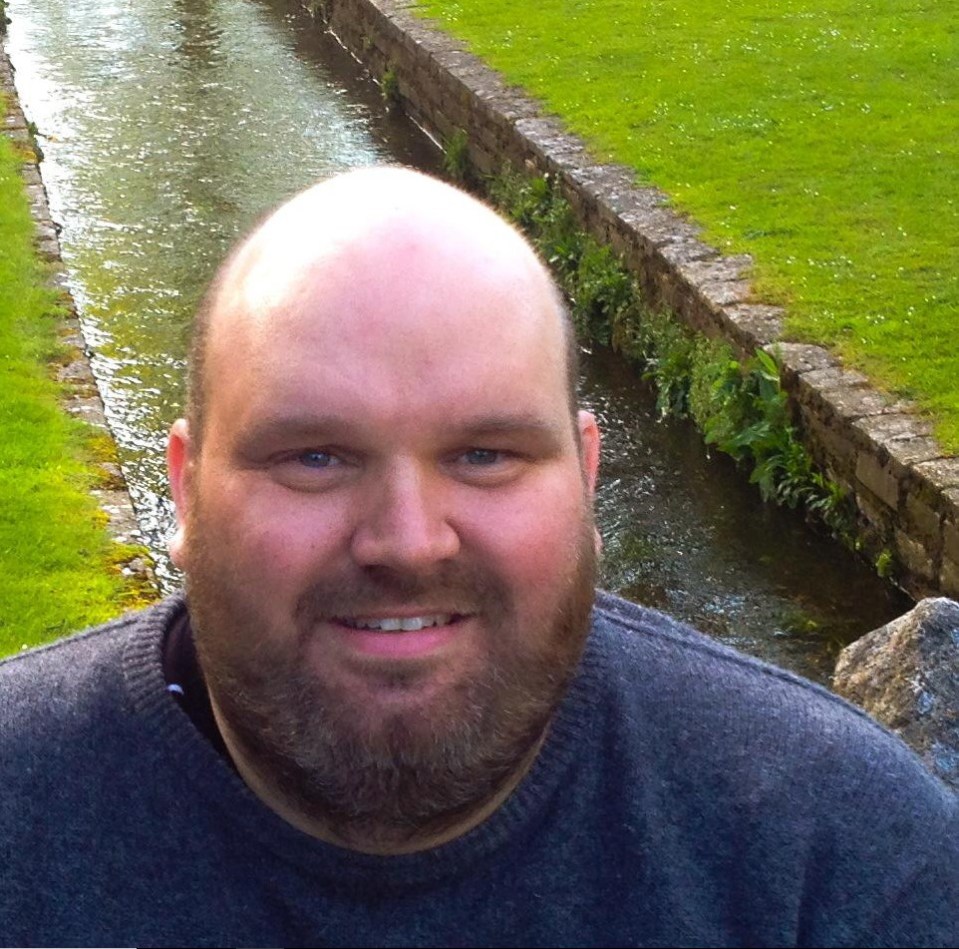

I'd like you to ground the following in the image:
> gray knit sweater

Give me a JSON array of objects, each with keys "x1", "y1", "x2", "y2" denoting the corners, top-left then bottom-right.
[{"x1": 1, "y1": 592, "x2": 957, "y2": 948}]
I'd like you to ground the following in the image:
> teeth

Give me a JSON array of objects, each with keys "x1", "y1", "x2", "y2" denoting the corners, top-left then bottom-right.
[{"x1": 343, "y1": 614, "x2": 453, "y2": 632}]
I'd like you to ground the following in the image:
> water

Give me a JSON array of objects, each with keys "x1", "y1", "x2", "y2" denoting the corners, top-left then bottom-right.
[
  {"x1": 581, "y1": 345, "x2": 910, "y2": 681},
  {"x1": 5, "y1": 0, "x2": 911, "y2": 683},
  {"x1": 5, "y1": 0, "x2": 440, "y2": 589}
]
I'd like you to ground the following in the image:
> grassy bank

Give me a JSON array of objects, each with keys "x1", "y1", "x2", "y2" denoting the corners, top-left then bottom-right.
[
  {"x1": 415, "y1": 0, "x2": 959, "y2": 449},
  {"x1": 0, "y1": 95, "x2": 151, "y2": 656}
]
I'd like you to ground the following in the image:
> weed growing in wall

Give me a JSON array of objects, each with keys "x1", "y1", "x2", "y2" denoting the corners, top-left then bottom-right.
[
  {"x1": 489, "y1": 169, "x2": 857, "y2": 543},
  {"x1": 874, "y1": 548, "x2": 896, "y2": 579},
  {"x1": 487, "y1": 172, "x2": 637, "y2": 345},
  {"x1": 306, "y1": 0, "x2": 328, "y2": 21},
  {"x1": 380, "y1": 67, "x2": 400, "y2": 109},
  {"x1": 441, "y1": 128, "x2": 471, "y2": 184}
]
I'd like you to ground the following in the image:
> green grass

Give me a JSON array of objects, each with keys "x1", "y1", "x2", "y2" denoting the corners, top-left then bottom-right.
[
  {"x1": 415, "y1": 0, "x2": 959, "y2": 448},
  {"x1": 0, "y1": 101, "x2": 151, "y2": 656}
]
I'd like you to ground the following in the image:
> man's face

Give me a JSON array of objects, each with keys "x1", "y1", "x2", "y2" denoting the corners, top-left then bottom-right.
[{"x1": 168, "y1": 198, "x2": 600, "y2": 851}]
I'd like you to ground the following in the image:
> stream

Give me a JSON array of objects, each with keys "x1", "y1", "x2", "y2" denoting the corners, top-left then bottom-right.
[{"x1": 5, "y1": 0, "x2": 911, "y2": 683}]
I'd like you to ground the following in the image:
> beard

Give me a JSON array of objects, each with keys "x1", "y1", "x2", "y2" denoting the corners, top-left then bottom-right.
[{"x1": 184, "y1": 515, "x2": 598, "y2": 852}]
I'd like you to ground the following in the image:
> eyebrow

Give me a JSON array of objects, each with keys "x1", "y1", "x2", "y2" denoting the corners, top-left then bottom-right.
[
  {"x1": 455, "y1": 413, "x2": 569, "y2": 441},
  {"x1": 235, "y1": 411, "x2": 569, "y2": 450}
]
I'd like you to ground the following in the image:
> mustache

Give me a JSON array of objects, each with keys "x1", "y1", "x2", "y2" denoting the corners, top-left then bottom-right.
[{"x1": 293, "y1": 563, "x2": 509, "y2": 624}]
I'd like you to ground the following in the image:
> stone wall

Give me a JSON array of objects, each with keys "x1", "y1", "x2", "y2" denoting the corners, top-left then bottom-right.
[{"x1": 319, "y1": 0, "x2": 956, "y2": 598}]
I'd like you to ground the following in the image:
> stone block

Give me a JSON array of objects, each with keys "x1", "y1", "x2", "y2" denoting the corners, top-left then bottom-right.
[
  {"x1": 37, "y1": 238, "x2": 60, "y2": 261},
  {"x1": 855, "y1": 486, "x2": 897, "y2": 535},
  {"x1": 894, "y1": 528, "x2": 938, "y2": 585},
  {"x1": 796, "y1": 413, "x2": 857, "y2": 478},
  {"x1": 719, "y1": 304, "x2": 784, "y2": 349},
  {"x1": 696, "y1": 279, "x2": 752, "y2": 314},
  {"x1": 774, "y1": 343, "x2": 837, "y2": 380},
  {"x1": 619, "y1": 206, "x2": 683, "y2": 248},
  {"x1": 941, "y1": 559, "x2": 959, "y2": 599},
  {"x1": 657, "y1": 238, "x2": 717, "y2": 268},
  {"x1": 852, "y1": 410, "x2": 933, "y2": 442},
  {"x1": 20, "y1": 163, "x2": 42, "y2": 187},
  {"x1": 945, "y1": 521, "x2": 959, "y2": 565},
  {"x1": 905, "y1": 494, "x2": 945, "y2": 548},
  {"x1": 822, "y1": 386, "x2": 908, "y2": 421},
  {"x1": 802, "y1": 366, "x2": 870, "y2": 391},
  {"x1": 855, "y1": 453, "x2": 900, "y2": 510},
  {"x1": 914, "y1": 458, "x2": 959, "y2": 491},
  {"x1": 677, "y1": 254, "x2": 753, "y2": 286}
]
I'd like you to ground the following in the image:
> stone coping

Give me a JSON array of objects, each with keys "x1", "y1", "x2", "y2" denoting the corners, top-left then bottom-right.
[
  {"x1": 0, "y1": 35, "x2": 155, "y2": 587},
  {"x1": 312, "y1": 0, "x2": 957, "y2": 599}
]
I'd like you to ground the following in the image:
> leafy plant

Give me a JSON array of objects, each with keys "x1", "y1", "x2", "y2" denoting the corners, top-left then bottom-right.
[
  {"x1": 306, "y1": 0, "x2": 328, "y2": 21},
  {"x1": 380, "y1": 67, "x2": 400, "y2": 109},
  {"x1": 441, "y1": 128, "x2": 471, "y2": 183},
  {"x1": 489, "y1": 172, "x2": 637, "y2": 344},
  {"x1": 488, "y1": 168, "x2": 857, "y2": 544},
  {"x1": 875, "y1": 548, "x2": 895, "y2": 578}
]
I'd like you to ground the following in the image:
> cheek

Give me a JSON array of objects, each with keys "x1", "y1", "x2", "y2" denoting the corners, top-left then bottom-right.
[
  {"x1": 189, "y1": 478, "x2": 348, "y2": 586},
  {"x1": 464, "y1": 481, "x2": 588, "y2": 589}
]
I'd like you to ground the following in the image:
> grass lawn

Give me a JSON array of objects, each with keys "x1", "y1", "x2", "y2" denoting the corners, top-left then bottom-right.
[
  {"x1": 415, "y1": 0, "x2": 959, "y2": 448},
  {"x1": 0, "y1": 97, "x2": 150, "y2": 656}
]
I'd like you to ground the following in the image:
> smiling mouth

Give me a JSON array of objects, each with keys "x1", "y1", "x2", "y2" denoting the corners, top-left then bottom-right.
[{"x1": 336, "y1": 614, "x2": 460, "y2": 632}]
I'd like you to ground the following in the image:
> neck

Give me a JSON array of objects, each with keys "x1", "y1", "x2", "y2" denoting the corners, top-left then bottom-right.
[{"x1": 209, "y1": 694, "x2": 548, "y2": 855}]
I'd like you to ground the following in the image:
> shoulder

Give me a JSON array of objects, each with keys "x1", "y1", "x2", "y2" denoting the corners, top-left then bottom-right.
[
  {"x1": 580, "y1": 592, "x2": 959, "y2": 945},
  {"x1": 585, "y1": 590, "x2": 954, "y2": 806},
  {"x1": 0, "y1": 596, "x2": 183, "y2": 755},
  {"x1": 0, "y1": 596, "x2": 189, "y2": 850},
  {"x1": 592, "y1": 589, "x2": 881, "y2": 722}
]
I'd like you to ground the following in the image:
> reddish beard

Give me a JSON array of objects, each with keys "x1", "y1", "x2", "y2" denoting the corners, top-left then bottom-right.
[{"x1": 185, "y1": 519, "x2": 598, "y2": 851}]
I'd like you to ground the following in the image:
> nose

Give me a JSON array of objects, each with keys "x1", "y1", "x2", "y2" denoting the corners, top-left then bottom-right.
[{"x1": 350, "y1": 462, "x2": 460, "y2": 571}]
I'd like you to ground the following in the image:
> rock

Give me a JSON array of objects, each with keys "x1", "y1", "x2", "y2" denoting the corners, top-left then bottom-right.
[{"x1": 833, "y1": 598, "x2": 959, "y2": 790}]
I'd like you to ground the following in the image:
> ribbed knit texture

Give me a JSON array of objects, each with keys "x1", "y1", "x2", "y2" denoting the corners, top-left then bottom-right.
[{"x1": 1, "y1": 592, "x2": 957, "y2": 947}]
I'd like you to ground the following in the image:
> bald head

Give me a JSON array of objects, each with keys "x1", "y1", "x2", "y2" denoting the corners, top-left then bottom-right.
[
  {"x1": 186, "y1": 166, "x2": 578, "y2": 443},
  {"x1": 166, "y1": 167, "x2": 602, "y2": 855}
]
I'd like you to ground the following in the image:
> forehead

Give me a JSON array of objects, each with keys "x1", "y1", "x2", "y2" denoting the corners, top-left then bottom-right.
[{"x1": 203, "y1": 224, "x2": 571, "y2": 441}]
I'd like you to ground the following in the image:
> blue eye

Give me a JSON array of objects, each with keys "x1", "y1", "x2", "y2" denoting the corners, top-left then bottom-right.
[
  {"x1": 298, "y1": 450, "x2": 339, "y2": 468},
  {"x1": 463, "y1": 449, "x2": 501, "y2": 466}
]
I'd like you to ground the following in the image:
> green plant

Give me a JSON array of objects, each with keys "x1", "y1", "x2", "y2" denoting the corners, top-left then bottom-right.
[
  {"x1": 306, "y1": 0, "x2": 328, "y2": 21},
  {"x1": 567, "y1": 241, "x2": 634, "y2": 344},
  {"x1": 441, "y1": 128, "x2": 471, "y2": 183},
  {"x1": 875, "y1": 548, "x2": 895, "y2": 579},
  {"x1": 488, "y1": 172, "x2": 637, "y2": 344},
  {"x1": 25, "y1": 120, "x2": 43, "y2": 162},
  {"x1": 776, "y1": 607, "x2": 823, "y2": 636},
  {"x1": 488, "y1": 167, "x2": 857, "y2": 546},
  {"x1": 380, "y1": 67, "x2": 400, "y2": 108}
]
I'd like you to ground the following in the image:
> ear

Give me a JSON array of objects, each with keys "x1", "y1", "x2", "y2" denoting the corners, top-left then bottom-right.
[
  {"x1": 167, "y1": 418, "x2": 193, "y2": 569},
  {"x1": 577, "y1": 410, "x2": 601, "y2": 497},
  {"x1": 577, "y1": 410, "x2": 603, "y2": 554}
]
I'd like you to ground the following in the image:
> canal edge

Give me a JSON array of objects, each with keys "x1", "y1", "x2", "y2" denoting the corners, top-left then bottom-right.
[
  {"x1": 310, "y1": 0, "x2": 959, "y2": 601},
  {"x1": 0, "y1": 28, "x2": 157, "y2": 596}
]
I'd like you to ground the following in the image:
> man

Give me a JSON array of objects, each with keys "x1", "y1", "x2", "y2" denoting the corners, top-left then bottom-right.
[{"x1": 1, "y1": 167, "x2": 957, "y2": 947}]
